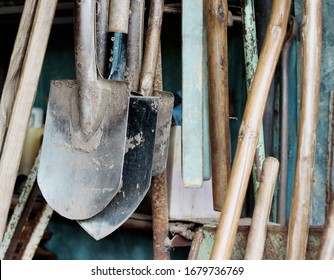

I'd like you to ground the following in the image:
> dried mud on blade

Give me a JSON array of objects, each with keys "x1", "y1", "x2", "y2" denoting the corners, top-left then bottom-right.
[
  {"x1": 78, "y1": 96, "x2": 159, "y2": 240},
  {"x1": 38, "y1": 0, "x2": 130, "y2": 220}
]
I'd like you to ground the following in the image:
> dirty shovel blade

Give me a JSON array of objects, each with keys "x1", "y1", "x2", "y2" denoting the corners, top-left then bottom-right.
[
  {"x1": 38, "y1": 78, "x2": 129, "y2": 220},
  {"x1": 78, "y1": 95, "x2": 159, "y2": 240},
  {"x1": 151, "y1": 90, "x2": 174, "y2": 176}
]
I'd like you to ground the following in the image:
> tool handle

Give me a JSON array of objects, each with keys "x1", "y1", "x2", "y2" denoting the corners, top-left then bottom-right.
[
  {"x1": 140, "y1": 0, "x2": 164, "y2": 96},
  {"x1": 244, "y1": 157, "x2": 279, "y2": 260},
  {"x1": 107, "y1": 0, "x2": 130, "y2": 81},
  {"x1": 127, "y1": 0, "x2": 145, "y2": 91},
  {"x1": 95, "y1": 0, "x2": 109, "y2": 78},
  {"x1": 74, "y1": 0, "x2": 96, "y2": 84},
  {"x1": 74, "y1": 0, "x2": 98, "y2": 133},
  {"x1": 109, "y1": 0, "x2": 130, "y2": 33},
  {"x1": 0, "y1": 0, "x2": 38, "y2": 153}
]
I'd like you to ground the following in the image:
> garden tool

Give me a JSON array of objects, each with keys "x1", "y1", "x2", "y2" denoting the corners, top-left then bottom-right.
[{"x1": 38, "y1": 0, "x2": 130, "y2": 220}]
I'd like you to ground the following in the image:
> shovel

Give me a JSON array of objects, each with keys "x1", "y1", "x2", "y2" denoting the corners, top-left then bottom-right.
[
  {"x1": 78, "y1": 0, "x2": 160, "y2": 240},
  {"x1": 38, "y1": 0, "x2": 130, "y2": 220}
]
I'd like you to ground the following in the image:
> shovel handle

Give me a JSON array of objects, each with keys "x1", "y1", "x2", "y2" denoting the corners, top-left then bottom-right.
[
  {"x1": 127, "y1": 0, "x2": 145, "y2": 92},
  {"x1": 109, "y1": 0, "x2": 130, "y2": 33},
  {"x1": 140, "y1": 0, "x2": 164, "y2": 96},
  {"x1": 244, "y1": 157, "x2": 279, "y2": 260},
  {"x1": 74, "y1": 0, "x2": 98, "y2": 132}
]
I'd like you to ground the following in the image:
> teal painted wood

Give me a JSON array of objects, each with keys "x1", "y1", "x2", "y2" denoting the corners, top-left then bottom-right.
[
  {"x1": 203, "y1": 0, "x2": 211, "y2": 181},
  {"x1": 182, "y1": 0, "x2": 203, "y2": 188},
  {"x1": 241, "y1": 0, "x2": 266, "y2": 198}
]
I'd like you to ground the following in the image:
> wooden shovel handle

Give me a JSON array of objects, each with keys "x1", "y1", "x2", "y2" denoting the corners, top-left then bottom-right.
[
  {"x1": 206, "y1": 0, "x2": 231, "y2": 210},
  {"x1": 127, "y1": 0, "x2": 145, "y2": 92},
  {"x1": 95, "y1": 0, "x2": 109, "y2": 78},
  {"x1": 74, "y1": 0, "x2": 98, "y2": 132},
  {"x1": 140, "y1": 0, "x2": 164, "y2": 96},
  {"x1": 210, "y1": 0, "x2": 291, "y2": 260},
  {"x1": 244, "y1": 157, "x2": 279, "y2": 260},
  {"x1": 0, "y1": 0, "x2": 38, "y2": 153},
  {"x1": 286, "y1": 0, "x2": 322, "y2": 260},
  {"x1": 109, "y1": 0, "x2": 130, "y2": 33}
]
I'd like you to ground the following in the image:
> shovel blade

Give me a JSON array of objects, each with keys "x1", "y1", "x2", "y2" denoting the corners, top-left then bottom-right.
[
  {"x1": 38, "y1": 79, "x2": 129, "y2": 220},
  {"x1": 78, "y1": 95, "x2": 159, "y2": 240},
  {"x1": 151, "y1": 90, "x2": 174, "y2": 176}
]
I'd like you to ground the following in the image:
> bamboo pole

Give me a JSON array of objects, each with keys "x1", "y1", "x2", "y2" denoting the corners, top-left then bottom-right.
[
  {"x1": 286, "y1": 0, "x2": 322, "y2": 260},
  {"x1": 0, "y1": 0, "x2": 38, "y2": 153},
  {"x1": 210, "y1": 0, "x2": 291, "y2": 260},
  {"x1": 244, "y1": 157, "x2": 279, "y2": 260},
  {"x1": 0, "y1": 0, "x2": 58, "y2": 242}
]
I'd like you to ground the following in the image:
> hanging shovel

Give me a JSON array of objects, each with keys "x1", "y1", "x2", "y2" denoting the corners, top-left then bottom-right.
[
  {"x1": 38, "y1": 0, "x2": 130, "y2": 220},
  {"x1": 142, "y1": 0, "x2": 174, "y2": 176},
  {"x1": 78, "y1": 0, "x2": 160, "y2": 240}
]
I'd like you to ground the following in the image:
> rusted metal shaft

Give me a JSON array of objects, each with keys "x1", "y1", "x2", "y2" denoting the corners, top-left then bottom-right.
[{"x1": 278, "y1": 16, "x2": 298, "y2": 226}]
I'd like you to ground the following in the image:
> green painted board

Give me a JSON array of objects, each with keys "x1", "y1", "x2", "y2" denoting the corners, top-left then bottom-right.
[{"x1": 182, "y1": 0, "x2": 203, "y2": 188}]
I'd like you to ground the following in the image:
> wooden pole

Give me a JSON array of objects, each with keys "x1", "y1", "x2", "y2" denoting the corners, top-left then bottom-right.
[
  {"x1": 286, "y1": 0, "x2": 322, "y2": 260},
  {"x1": 206, "y1": 0, "x2": 231, "y2": 210},
  {"x1": 0, "y1": 0, "x2": 58, "y2": 242},
  {"x1": 210, "y1": 0, "x2": 291, "y2": 260},
  {"x1": 244, "y1": 157, "x2": 279, "y2": 260},
  {"x1": 0, "y1": 0, "x2": 38, "y2": 153}
]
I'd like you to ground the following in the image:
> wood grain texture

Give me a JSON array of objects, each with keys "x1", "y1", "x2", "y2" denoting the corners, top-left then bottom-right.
[
  {"x1": 244, "y1": 157, "x2": 279, "y2": 260},
  {"x1": 0, "y1": 0, "x2": 58, "y2": 242},
  {"x1": 0, "y1": 0, "x2": 38, "y2": 153},
  {"x1": 206, "y1": 0, "x2": 231, "y2": 210},
  {"x1": 286, "y1": 0, "x2": 322, "y2": 260},
  {"x1": 210, "y1": 0, "x2": 291, "y2": 260}
]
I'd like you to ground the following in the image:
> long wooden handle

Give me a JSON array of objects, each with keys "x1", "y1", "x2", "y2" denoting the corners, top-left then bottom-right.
[
  {"x1": 0, "y1": 0, "x2": 38, "y2": 154},
  {"x1": 109, "y1": 0, "x2": 130, "y2": 33},
  {"x1": 286, "y1": 0, "x2": 322, "y2": 260},
  {"x1": 140, "y1": 0, "x2": 164, "y2": 96},
  {"x1": 244, "y1": 157, "x2": 279, "y2": 260},
  {"x1": 206, "y1": 0, "x2": 231, "y2": 208},
  {"x1": 318, "y1": 199, "x2": 334, "y2": 260},
  {"x1": 127, "y1": 0, "x2": 145, "y2": 92},
  {"x1": 210, "y1": 0, "x2": 291, "y2": 260},
  {"x1": 0, "y1": 0, "x2": 58, "y2": 242}
]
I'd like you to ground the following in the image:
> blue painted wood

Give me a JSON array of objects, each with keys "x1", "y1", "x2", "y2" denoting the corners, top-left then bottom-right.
[
  {"x1": 203, "y1": 1, "x2": 211, "y2": 181},
  {"x1": 182, "y1": 0, "x2": 203, "y2": 188}
]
